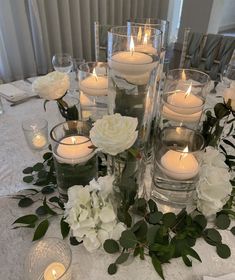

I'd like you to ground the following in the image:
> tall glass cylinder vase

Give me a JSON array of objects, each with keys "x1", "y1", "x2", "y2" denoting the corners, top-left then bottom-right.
[
  {"x1": 78, "y1": 62, "x2": 108, "y2": 121},
  {"x1": 108, "y1": 26, "x2": 162, "y2": 157},
  {"x1": 158, "y1": 69, "x2": 210, "y2": 130},
  {"x1": 50, "y1": 121, "x2": 97, "y2": 201}
]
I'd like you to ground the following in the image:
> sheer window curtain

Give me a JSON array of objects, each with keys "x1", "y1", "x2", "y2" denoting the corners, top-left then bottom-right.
[{"x1": 0, "y1": 0, "x2": 160, "y2": 82}]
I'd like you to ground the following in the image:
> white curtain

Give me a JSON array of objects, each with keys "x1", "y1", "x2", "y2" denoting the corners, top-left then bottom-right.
[{"x1": 0, "y1": 0, "x2": 161, "y2": 82}]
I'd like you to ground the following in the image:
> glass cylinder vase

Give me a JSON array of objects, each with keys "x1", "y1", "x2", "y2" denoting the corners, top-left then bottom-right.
[
  {"x1": 158, "y1": 69, "x2": 210, "y2": 130},
  {"x1": 107, "y1": 26, "x2": 162, "y2": 157},
  {"x1": 151, "y1": 126, "x2": 205, "y2": 208},
  {"x1": 78, "y1": 62, "x2": 108, "y2": 121},
  {"x1": 50, "y1": 120, "x2": 97, "y2": 201}
]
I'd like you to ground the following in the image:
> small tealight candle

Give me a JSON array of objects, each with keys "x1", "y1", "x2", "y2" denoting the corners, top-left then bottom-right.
[
  {"x1": 160, "y1": 146, "x2": 199, "y2": 180},
  {"x1": 56, "y1": 135, "x2": 94, "y2": 164},
  {"x1": 79, "y1": 69, "x2": 108, "y2": 96},
  {"x1": 32, "y1": 133, "x2": 47, "y2": 149},
  {"x1": 44, "y1": 262, "x2": 66, "y2": 280}
]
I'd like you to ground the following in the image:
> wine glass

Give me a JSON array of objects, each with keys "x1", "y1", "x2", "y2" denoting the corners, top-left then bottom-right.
[
  {"x1": 52, "y1": 53, "x2": 73, "y2": 73},
  {"x1": 222, "y1": 63, "x2": 235, "y2": 88}
]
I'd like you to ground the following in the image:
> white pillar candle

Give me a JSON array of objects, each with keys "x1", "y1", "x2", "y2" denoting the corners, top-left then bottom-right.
[
  {"x1": 79, "y1": 75, "x2": 108, "y2": 96},
  {"x1": 44, "y1": 262, "x2": 66, "y2": 280},
  {"x1": 56, "y1": 135, "x2": 94, "y2": 164},
  {"x1": 32, "y1": 133, "x2": 47, "y2": 149},
  {"x1": 224, "y1": 87, "x2": 235, "y2": 110},
  {"x1": 160, "y1": 149, "x2": 199, "y2": 180}
]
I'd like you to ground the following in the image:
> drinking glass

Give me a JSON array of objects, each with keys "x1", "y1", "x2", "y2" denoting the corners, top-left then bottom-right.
[{"x1": 52, "y1": 53, "x2": 73, "y2": 73}]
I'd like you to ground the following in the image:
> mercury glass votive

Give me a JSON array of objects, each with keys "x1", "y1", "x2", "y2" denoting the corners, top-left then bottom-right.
[
  {"x1": 151, "y1": 126, "x2": 204, "y2": 208},
  {"x1": 108, "y1": 26, "x2": 162, "y2": 154},
  {"x1": 25, "y1": 238, "x2": 72, "y2": 280},
  {"x1": 78, "y1": 62, "x2": 108, "y2": 121},
  {"x1": 22, "y1": 119, "x2": 48, "y2": 151},
  {"x1": 159, "y1": 69, "x2": 210, "y2": 130},
  {"x1": 50, "y1": 120, "x2": 97, "y2": 200}
]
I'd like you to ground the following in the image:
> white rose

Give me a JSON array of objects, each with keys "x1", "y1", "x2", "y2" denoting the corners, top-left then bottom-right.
[
  {"x1": 32, "y1": 71, "x2": 70, "y2": 100},
  {"x1": 90, "y1": 113, "x2": 138, "y2": 155},
  {"x1": 83, "y1": 231, "x2": 101, "y2": 252},
  {"x1": 67, "y1": 185, "x2": 91, "y2": 207},
  {"x1": 196, "y1": 149, "x2": 232, "y2": 217},
  {"x1": 99, "y1": 205, "x2": 116, "y2": 223}
]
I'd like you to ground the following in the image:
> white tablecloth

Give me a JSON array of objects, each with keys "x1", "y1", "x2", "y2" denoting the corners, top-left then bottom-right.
[{"x1": 0, "y1": 79, "x2": 234, "y2": 280}]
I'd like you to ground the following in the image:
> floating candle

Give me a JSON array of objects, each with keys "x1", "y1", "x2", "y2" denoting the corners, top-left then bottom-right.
[
  {"x1": 160, "y1": 146, "x2": 199, "y2": 180},
  {"x1": 43, "y1": 262, "x2": 66, "y2": 280},
  {"x1": 56, "y1": 135, "x2": 94, "y2": 164},
  {"x1": 79, "y1": 68, "x2": 108, "y2": 96}
]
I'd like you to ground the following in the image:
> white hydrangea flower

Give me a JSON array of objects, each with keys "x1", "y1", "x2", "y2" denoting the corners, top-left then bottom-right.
[
  {"x1": 64, "y1": 175, "x2": 126, "y2": 252},
  {"x1": 32, "y1": 71, "x2": 70, "y2": 100},
  {"x1": 90, "y1": 113, "x2": 138, "y2": 156},
  {"x1": 196, "y1": 147, "x2": 232, "y2": 217}
]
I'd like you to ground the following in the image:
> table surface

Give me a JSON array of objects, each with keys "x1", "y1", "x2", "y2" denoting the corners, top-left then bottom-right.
[{"x1": 0, "y1": 79, "x2": 234, "y2": 280}]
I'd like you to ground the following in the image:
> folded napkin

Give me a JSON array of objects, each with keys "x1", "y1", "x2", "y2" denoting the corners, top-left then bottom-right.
[
  {"x1": 0, "y1": 84, "x2": 28, "y2": 102},
  {"x1": 203, "y1": 273, "x2": 235, "y2": 280}
]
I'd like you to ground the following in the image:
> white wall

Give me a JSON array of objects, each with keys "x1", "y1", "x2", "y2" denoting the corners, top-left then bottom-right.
[{"x1": 219, "y1": 0, "x2": 235, "y2": 32}]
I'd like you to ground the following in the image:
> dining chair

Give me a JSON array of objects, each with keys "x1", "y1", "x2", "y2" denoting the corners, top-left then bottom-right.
[
  {"x1": 179, "y1": 28, "x2": 235, "y2": 92},
  {"x1": 94, "y1": 21, "x2": 114, "y2": 62}
]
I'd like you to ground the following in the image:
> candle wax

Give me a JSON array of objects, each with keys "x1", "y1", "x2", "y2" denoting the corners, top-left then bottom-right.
[
  {"x1": 135, "y1": 44, "x2": 157, "y2": 55},
  {"x1": 161, "y1": 150, "x2": 199, "y2": 180},
  {"x1": 43, "y1": 262, "x2": 66, "y2": 280},
  {"x1": 79, "y1": 76, "x2": 108, "y2": 96},
  {"x1": 56, "y1": 136, "x2": 93, "y2": 164},
  {"x1": 32, "y1": 134, "x2": 47, "y2": 149}
]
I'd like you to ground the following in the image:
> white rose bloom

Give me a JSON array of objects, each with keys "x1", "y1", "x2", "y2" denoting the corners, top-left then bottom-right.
[
  {"x1": 97, "y1": 229, "x2": 110, "y2": 244},
  {"x1": 32, "y1": 71, "x2": 70, "y2": 100},
  {"x1": 99, "y1": 205, "x2": 116, "y2": 223},
  {"x1": 67, "y1": 185, "x2": 90, "y2": 207},
  {"x1": 196, "y1": 147, "x2": 232, "y2": 217},
  {"x1": 98, "y1": 175, "x2": 114, "y2": 199},
  {"x1": 90, "y1": 113, "x2": 138, "y2": 155},
  {"x1": 83, "y1": 231, "x2": 101, "y2": 252}
]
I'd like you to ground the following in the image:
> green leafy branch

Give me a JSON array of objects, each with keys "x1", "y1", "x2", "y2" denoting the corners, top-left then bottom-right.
[{"x1": 103, "y1": 199, "x2": 235, "y2": 280}]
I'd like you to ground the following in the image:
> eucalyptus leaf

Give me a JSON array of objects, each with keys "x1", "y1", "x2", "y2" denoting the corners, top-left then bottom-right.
[
  {"x1": 23, "y1": 176, "x2": 34, "y2": 183},
  {"x1": 49, "y1": 196, "x2": 60, "y2": 203},
  {"x1": 60, "y1": 218, "x2": 70, "y2": 239},
  {"x1": 148, "y1": 199, "x2": 158, "y2": 213},
  {"x1": 115, "y1": 252, "x2": 130, "y2": 264},
  {"x1": 216, "y1": 243, "x2": 231, "y2": 259},
  {"x1": 43, "y1": 198, "x2": 57, "y2": 215},
  {"x1": 193, "y1": 215, "x2": 207, "y2": 230},
  {"x1": 147, "y1": 225, "x2": 160, "y2": 245},
  {"x1": 119, "y1": 230, "x2": 137, "y2": 249},
  {"x1": 103, "y1": 239, "x2": 119, "y2": 254},
  {"x1": 215, "y1": 214, "x2": 230, "y2": 229},
  {"x1": 18, "y1": 197, "x2": 34, "y2": 208},
  {"x1": 151, "y1": 255, "x2": 165, "y2": 280},
  {"x1": 204, "y1": 228, "x2": 222, "y2": 243},
  {"x1": 13, "y1": 214, "x2": 38, "y2": 225},
  {"x1": 230, "y1": 226, "x2": 235, "y2": 235},
  {"x1": 162, "y1": 213, "x2": 176, "y2": 228},
  {"x1": 183, "y1": 247, "x2": 201, "y2": 262},
  {"x1": 108, "y1": 263, "x2": 117, "y2": 275},
  {"x1": 43, "y1": 152, "x2": 53, "y2": 160},
  {"x1": 36, "y1": 206, "x2": 47, "y2": 216},
  {"x1": 182, "y1": 255, "x2": 192, "y2": 267},
  {"x1": 23, "y1": 167, "x2": 33, "y2": 174},
  {"x1": 33, "y1": 163, "x2": 44, "y2": 171},
  {"x1": 32, "y1": 219, "x2": 49, "y2": 241},
  {"x1": 41, "y1": 186, "x2": 55, "y2": 194},
  {"x1": 149, "y1": 212, "x2": 163, "y2": 225}
]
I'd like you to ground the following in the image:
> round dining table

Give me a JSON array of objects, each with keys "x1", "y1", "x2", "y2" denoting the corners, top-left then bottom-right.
[{"x1": 0, "y1": 77, "x2": 234, "y2": 280}]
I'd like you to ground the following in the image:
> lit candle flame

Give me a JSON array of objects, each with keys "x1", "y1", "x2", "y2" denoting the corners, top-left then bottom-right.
[
  {"x1": 71, "y1": 136, "x2": 77, "y2": 144},
  {"x1": 92, "y1": 68, "x2": 98, "y2": 81},
  {"x1": 143, "y1": 33, "x2": 148, "y2": 45},
  {"x1": 184, "y1": 83, "x2": 192, "y2": 98},
  {"x1": 179, "y1": 146, "x2": 189, "y2": 160},
  {"x1": 130, "y1": 36, "x2": 135, "y2": 56},
  {"x1": 52, "y1": 269, "x2": 57, "y2": 279},
  {"x1": 137, "y1": 27, "x2": 142, "y2": 43},
  {"x1": 176, "y1": 124, "x2": 183, "y2": 135},
  {"x1": 182, "y1": 69, "x2": 186, "y2": 81}
]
